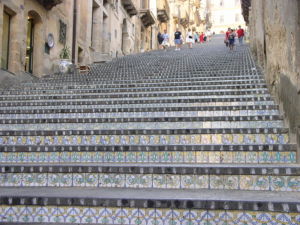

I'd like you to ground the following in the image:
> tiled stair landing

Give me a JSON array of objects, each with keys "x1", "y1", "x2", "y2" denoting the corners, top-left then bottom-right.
[{"x1": 0, "y1": 44, "x2": 299, "y2": 224}]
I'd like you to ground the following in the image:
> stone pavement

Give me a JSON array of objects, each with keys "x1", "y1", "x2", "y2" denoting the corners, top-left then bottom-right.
[{"x1": 0, "y1": 37, "x2": 299, "y2": 224}]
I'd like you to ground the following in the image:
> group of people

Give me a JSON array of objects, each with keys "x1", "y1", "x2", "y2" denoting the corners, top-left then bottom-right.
[
  {"x1": 224, "y1": 25, "x2": 245, "y2": 50},
  {"x1": 157, "y1": 28, "x2": 214, "y2": 51}
]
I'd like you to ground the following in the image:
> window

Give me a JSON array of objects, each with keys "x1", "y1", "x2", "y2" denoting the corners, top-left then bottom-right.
[
  {"x1": 235, "y1": 13, "x2": 239, "y2": 22},
  {"x1": 220, "y1": 15, "x2": 224, "y2": 23},
  {"x1": 1, "y1": 11, "x2": 11, "y2": 70},
  {"x1": 220, "y1": 0, "x2": 224, "y2": 7}
]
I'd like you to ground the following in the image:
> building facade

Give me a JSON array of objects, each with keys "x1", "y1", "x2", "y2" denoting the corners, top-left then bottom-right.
[
  {"x1": 168, "y1": 0, "x2": 203, "y2": 44},
  {"x1": 242, "y1": 0, "x2": 300, "y2": 154},
  {"x1": 0, "y1": 0, "x2": 204, "y2": 77},
  {"x1": 205, "y1": 0, "x2": 245, "y2": 34}
]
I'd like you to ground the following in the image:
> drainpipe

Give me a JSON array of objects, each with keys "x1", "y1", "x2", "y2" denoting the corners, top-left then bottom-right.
[{"x1": 72, "y1": 0, "x2": 78, "y2": 64}]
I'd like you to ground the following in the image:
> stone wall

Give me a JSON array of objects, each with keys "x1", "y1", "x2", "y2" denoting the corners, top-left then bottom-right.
[{"x1": 248, "y1": 0, "x2": 300, "y2": 155}]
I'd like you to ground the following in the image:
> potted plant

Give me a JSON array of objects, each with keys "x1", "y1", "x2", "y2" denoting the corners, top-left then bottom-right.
[{"x1": 58, "y1": 45, "x2": 73, "y2": 74}]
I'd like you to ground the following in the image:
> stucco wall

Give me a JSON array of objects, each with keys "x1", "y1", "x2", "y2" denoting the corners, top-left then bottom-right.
[{"x1": 249, "y1": 0, "x2": 300, "y2": 154}]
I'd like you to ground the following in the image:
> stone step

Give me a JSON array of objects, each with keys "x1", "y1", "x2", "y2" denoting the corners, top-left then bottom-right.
[
  {"x1": 0, "y1": 188, "x2": 299, "y2": 224},
  {"x1": 0, "y1": 102, "x2": 277, "y2": 113},
  {"x1": 0, "y1": 96, "x2": 275, "y2": 108},
  {"x1": 0, "y1": 146, "x2": 295, "y2": 165},
  {"x1": 3, "y1": 79, "x2": 266, "y2": 95},
  {"x1": 0, "y1": 164, "x2": 299, "y2": 192},
  {"x1": 0, "y1": 89, "x2": 269, "y2": 101},
  {"x1": 0, "y1": 121, "x2": 285, "y2": 131},
  {"x1": 25, "y1": 71, "x2": 263, "y2": 81},
  {"x1": 0, "y1": 115, "x2": 283, "y2": 125},
  {"x1": 0, "y1": 127, "x2": 289, "y2": 136},
  {"x1": 1, "y1": 144, "x2": 295, "y2": 152},
  {"x1": 22, "y1": 73, "x2": 263, "y2": 83},
  {"x1": 19, "y1": 77, "x2": 264, "y2": 88},
  {"x1": 14, "y1": 76, "x2": 264, "y2": 91},
  {"x1": 0, "y1": 108, "x2": 279, "y2": 120},
  {"x1": 0, "y1": 84, "x2": 268, "y2": 98}
]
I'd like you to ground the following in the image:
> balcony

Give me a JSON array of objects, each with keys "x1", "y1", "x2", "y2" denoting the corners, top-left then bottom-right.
[
  {"x1": 36, "y1": 0, "x2": 63, "y2": 10},
  {"x1": 157, "y1": 0, "x2": 170, "y2": 23},
  {"x1": 121, "y1": 0, "x2": 137, "y2": 17},
  {"x1": 139, "y1": 0, "x2": 156, "y2": 27},
  {"x1": 179, "y1": 11, "x2": 189, "y2": 27},
  {"x1": 241, "y1": 0, "x2": 251, "y2": 24}
]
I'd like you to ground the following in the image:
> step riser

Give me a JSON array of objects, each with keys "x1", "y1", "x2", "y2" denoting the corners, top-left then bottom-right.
[
  {"x1": 14, "y1": 76, "x2": 265, "y2": 88},
  {"x1": 0, "y1": 151, "x2": 296, "y2": 164},
  {"x1": 0, "y1": 111, "x2": 281, "y2": 119},
  {"x1": 0, "y1": 97, "x2": 275, "y2": 108},
  {"x1": 0, "y1": 115, "x2": 283, "y2": 125},
  {"x1": 0, "y1": 133, "x2": 290, "y2": 145},
  {"x1": 0, "y1": 121, "x2": 285, "y2": 131},
  {"x1": 4, "y1": 80, "x2": 267, "y2": 95},
  {"x1": 0, "y1": 173, "x2": 299, "y2": 192},
  {"x1": 0, "y1": 101, "x2": 277, "y2": 111},
  {"x1": 0, "y1": 90, "x2": 270, "y2": 102},
  {"x1": 1, "y1": 85, "x2": 268, "y2": 98},
  {"x1": 0, "y1": 205, "x2": 299, "y2": 224}
]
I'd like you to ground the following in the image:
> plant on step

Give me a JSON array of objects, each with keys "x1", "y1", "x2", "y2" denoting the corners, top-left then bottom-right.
[{"x1": 59, "y1": 45, "x2": 71, "y2": 59}]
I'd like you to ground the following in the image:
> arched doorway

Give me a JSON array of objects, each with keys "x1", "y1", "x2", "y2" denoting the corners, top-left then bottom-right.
[{"x1": 25, "y1": 10, "x2": 43, "y2": 75}]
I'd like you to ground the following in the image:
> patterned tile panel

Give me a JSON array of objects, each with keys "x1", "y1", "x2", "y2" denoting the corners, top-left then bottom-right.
[
  {"x1": 0, "y1": 134, "x2": 290, "y2": 146},
  {"x1": 0, "y1": 206, "x2": 299, "y2": 224},
  {"x1": 0, "y1": 151, "x2": 296, "y2": 164},
  {"x1": 1, "y1": 173, "x2": 299, "y2": 191}
]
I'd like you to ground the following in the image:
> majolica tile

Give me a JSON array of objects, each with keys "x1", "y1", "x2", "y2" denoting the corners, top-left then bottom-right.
[
  {"x1": 173, "y1": 151, "x2": 184, "y2": 163},
  {"x1": 196, "y1": 151, "x2": 209, "y2": 163},
  {"x1": 209, "y1": 152, "x2": 221, "y2": 163},
  {"x1": 185, "y1": 151, "x2": 196, "y2": 163},
  {"x1": 270, "y1": 176, "x2": 286, "y2": 192},
  {"x1": 153, "y1": 174, "x2": 166, "y2": 188},
  {"x1": 73, "y1": 173, "x2": 85, "y2": 187},
  {"x1": 207, "y1": 210, "x2": 228, "y2": 225},
  {"x1": 232, "y1": 152, "x2": 246, "y2": 163},
  {"x1": 126, "y1": 152, "x2": 137, "y2": 163},
  {"x1": 286, "y1": 176, "x2": 300, "y2": 192},
  {"x1": 210, "y1": 175, "x2": 224, "y2": 189},
  {"x1": 181, "y1": 175, "x2": 195, "y2": 189},
  {"x1": 223, "y1": 176, "x2": 239, "y2": 190},
  {"x1": 126, "y1": 174, "x2": 140, "y2": 188},
  {"x1": 245, "y1": 152, "x2": 258, "y2": 163},
  {"x1": 166, "y1": 175, "x2": 180, "y2": 189},
  {"x1": 195, "y1": 175, "x2": 209, "y2": 189},
  {"x1": 60, "y1": 174, "x2": 73, "y2": 187}
]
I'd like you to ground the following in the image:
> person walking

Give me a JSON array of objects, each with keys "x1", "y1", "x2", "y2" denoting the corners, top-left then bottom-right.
[
  {"x1": 237, "y1": 25, "x2": 245, "y2": 45},
  {"x1": 161, "y1": 30, "x2": 170, "y2": 51},
  {"x1": 200, "y1": 32, "x2": 205, "y2": 44},
  {"x1": 186, "y1": 29, "x2": 194, "y2": 49},
  {"x1": 174, "y1": 29, "x2": 182, "y2": 51},
  {"x1": 157, "y1": 32, "x2": 163, "y2": 49},
  {"x1": 228, "y1": 29, "x2": 236, "y2": 50},
  {"x1": 194, "y1": 32, "x2": 199, "y2": 44},
  {"x1": 224, "y1": 28, "x2": 231, "y2": 47}
]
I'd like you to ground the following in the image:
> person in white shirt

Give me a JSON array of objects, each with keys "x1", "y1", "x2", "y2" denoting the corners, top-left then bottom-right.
[
  {"x1": 206, "y1": 30, "x2": 212, "y2": 41},
  {"x1": 161, "y1": 30, "x2": 170, "y2": 51},
  {"x1": 186, "y1": 29, "x2": 194, "y2": 49}
]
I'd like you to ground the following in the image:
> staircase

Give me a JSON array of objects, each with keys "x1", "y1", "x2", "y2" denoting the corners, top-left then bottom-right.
[{"x1": 0, "y1": 42, "x2": 299, "y2": 224}]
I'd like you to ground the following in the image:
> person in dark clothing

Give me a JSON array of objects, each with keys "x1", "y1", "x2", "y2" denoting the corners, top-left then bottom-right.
[
  {"x1": 174, "y1": 28, "x2": 182, "y2": 51},
  {"x1": 157, "y1": 32, "x2": 163, "y2": 49}
]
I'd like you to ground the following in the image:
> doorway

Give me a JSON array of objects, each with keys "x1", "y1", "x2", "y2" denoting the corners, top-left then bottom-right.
[
  {"x1": 25, "y1": 18, "x2": 34, "y2": 73},
  {"x1": 1, "y1": 11, "x2": 11, "y2": 70},
  {"x1": 121, "y1": 19, "x2": 128, "y2": 54}
]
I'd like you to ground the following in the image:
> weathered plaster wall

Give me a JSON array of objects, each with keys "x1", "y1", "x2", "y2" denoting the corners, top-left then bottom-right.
[{"x1": 249, "y1": 0, "x2": 300, "y2": 154}]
